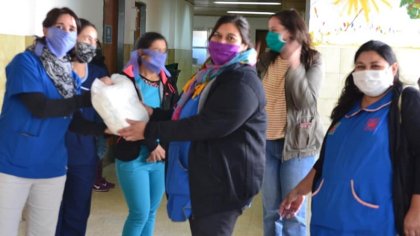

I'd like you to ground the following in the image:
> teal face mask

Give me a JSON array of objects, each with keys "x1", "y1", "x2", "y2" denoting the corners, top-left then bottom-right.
[{"x1": 265, "y1": 31, "x2": 286, "y2": 53}]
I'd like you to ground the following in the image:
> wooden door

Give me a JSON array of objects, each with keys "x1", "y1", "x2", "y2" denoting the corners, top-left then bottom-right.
[{"x1": 102, "y1": 0, "x2": 118, "y2": 74}]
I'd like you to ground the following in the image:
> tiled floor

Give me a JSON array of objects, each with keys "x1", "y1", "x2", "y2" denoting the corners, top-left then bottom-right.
[
  {"x1": 87, "y1": 164, "x2": 263, "y2": 236},
  {"x1": 17, "y1": 163, "x2": 263, "y2": 235}
]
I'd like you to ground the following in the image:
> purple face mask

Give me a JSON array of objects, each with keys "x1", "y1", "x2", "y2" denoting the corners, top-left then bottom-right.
[
  {"x1": 208, "y1": 41, "x2": 240, "y2": 65},
  {"x1": 141, "y1": 49, "x2": 167, "y2": 74},
  {"x1": 45, "y1": 27, "x2": 77, "y2": 58}
]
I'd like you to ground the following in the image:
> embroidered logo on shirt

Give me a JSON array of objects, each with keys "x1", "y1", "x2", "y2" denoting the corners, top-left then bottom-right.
[
  {"x1": 300, "y1": 122, "x2": 312, "y2": 129},
  {"x1": 328, "y1": 122, "x2": 340, "y2": 135},
  {"x1": 365, "y1": 118, "x2": 380, "y2": 131}
]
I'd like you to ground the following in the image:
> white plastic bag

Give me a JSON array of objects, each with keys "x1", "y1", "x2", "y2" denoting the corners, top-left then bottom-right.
[{"x1": 91, "y1": 73, "x2": 149, "y2": 135}]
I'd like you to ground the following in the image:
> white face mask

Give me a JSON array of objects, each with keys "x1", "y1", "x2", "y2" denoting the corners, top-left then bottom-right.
[{"x1": 352, "y1": 68, "x2": 394, "y2": 97}]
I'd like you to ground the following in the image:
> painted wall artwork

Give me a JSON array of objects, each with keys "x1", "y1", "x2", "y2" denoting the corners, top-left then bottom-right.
[{"x1": 309, "y1": 0, "x2": 420, "y2": 47}]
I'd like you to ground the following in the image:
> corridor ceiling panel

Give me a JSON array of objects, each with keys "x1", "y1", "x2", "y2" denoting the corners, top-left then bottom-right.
[{"x1": 186, "y1": 0, "x2": 306, "y2": 17}]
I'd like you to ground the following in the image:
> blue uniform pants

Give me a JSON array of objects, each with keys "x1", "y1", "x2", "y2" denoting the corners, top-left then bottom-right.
[
  {"x1": 116, "y1": 158, "x2": 165, "y2": 236},
  {"x1": 55, "y1": 164, "x2": 96, "y2": 236}
]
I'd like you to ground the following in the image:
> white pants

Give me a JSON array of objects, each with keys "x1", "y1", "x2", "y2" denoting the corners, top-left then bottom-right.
[{"x1": 0, "y1": 173, "x2": 66, "y2": 236}]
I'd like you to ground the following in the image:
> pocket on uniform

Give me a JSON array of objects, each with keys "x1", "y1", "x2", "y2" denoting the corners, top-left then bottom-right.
[
  {"x1": 312, "y1": 179, "x2": 324, "y2": 197},
  {"x1": 18, "y1": 117, "x2": 44, "y2": 137},
  {"x1": 293, "y1": 116, "x2": 315, "y2": 149},
  {"x1": 350, "y1": 179, "x2": 380, "y2": 209},
  {"x1": 166, "y1": 143, "x2": 190, "y2": 195},
  {"x1": 10, "y1": 132, "x2": 39, "y2": 167}
]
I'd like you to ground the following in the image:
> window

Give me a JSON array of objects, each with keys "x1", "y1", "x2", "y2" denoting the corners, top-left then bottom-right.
[{"x1": 192, "y1": 30, "x2": 209, "y2": 66}]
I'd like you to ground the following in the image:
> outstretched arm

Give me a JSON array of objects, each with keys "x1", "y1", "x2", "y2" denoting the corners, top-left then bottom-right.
[{"x1": 279, "y1": 168, "x2": 316, "y2": 219}]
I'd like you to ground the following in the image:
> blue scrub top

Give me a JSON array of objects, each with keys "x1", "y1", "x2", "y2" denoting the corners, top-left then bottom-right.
[
  {"x1": 166, "y1": 95, "x2": 200, "y2": 221},
  {"x1": 135, "y1": 75, "x2": 161, "y2": 160},
  {"x1": 65, "y1": 63, "x2": 108, "y2": 166},
  {"x1": 311, "y1": 90, "x2": 396, "y2": 235},
  {"x1": 0, "y1": 51, "x2": 76, "y2": 178}
]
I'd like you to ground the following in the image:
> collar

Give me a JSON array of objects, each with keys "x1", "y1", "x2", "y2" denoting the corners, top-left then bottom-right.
[
  {"x1": 345, "y1": 89, "x2": 393, "y2": 118},
  {"x1": 124, "y1": 65, "x2": 169, "y2": 84},
  {"x1": 125, "y1": 65, "x2": 176, "y2": 94}
]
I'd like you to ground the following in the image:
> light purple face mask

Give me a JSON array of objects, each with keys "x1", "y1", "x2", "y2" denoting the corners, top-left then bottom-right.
[
  {"x1": 207, "y1": 41, "x2": 240, "y2": 65},
  {"x1": 141, "y1": 49, "x2": 168, "y2": 74},
  {"x1": 45, "y1": 27, "x2": 77, "y2": 58}
]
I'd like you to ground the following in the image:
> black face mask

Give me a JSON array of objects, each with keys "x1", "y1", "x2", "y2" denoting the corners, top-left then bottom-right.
[{"x1": 75, "y1": 42, "x2": 96, "y2": 63}]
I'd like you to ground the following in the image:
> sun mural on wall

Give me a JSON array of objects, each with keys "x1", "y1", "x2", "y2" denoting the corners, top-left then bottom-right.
[
  {"x1": 334, "y1": 0, "x2": 392, "y2": 22},
  {"x1": 309, "y1": 0, "x2": 420, "y2": 47}
]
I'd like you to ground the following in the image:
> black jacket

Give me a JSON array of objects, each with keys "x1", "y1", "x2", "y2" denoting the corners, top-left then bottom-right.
[
  {"x1": 145, "y1": 63, "x2": 267, "y2": 217},
  {"x1": 314, "y1": 85, "x2": 420, "y2": 235},
  {"x1": 114, "y1": 68, "x2": 179, "y2": 161}
]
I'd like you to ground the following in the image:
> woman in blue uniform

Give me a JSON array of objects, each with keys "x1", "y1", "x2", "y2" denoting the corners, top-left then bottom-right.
[
  {"x1": 280, "y1": 40, "x2": 420, "y2": 235},
  {"x1": 0, "y1": 8, "x2": 106, "y2": 236},
  {"x1": 55, "y1": 18, "x2": 109, "y2": 236}
]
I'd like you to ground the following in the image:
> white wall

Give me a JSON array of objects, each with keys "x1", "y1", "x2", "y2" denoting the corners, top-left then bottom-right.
[
  {"x1": 193, "y1": 16, "x2": 269, "y2": 45},
  {"x1": 125, "y1": 0, "x2": 193, "y2": 50},
  {"x1": 0, "y1": 0, "x2": 103, "y2": 38},
  {"x1": 124, "y1": 0, "x2": 137, "y2": 45}
]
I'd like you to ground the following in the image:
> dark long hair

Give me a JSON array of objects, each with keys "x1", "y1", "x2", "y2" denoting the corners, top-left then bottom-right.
[
  {"x1": 135, "y1": 32, "x2": 167, "y2": 50},
  {"x1": 208, "y1": 15, "x2": 253, "y2": 49},
  {"x1": 34, "y1": 7, "x2": 80, "y2": 45},
  {"x1": 133, "y1": 32, "x2": 168, "y2": 68},
  {"x1": 78, "y1": 18, "x2": 96, "y2": 34},
  {"x1": 262, "y1": 9, "x2": 318, "y2": 71},
  {"x1": 42, "y1": 7, "x2": 80, "y2": 29},
  {"x1": 330, "y1": 40, "x2": 400, "y2": 121}
]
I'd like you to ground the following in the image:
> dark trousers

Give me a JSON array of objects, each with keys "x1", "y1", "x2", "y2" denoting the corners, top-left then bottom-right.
[
  {"x1": 189, "y1": 209, "x2": 242, "y2": 236},
  {"x1": 55, "y1": 164, "x2": 96, "y2": 236}
]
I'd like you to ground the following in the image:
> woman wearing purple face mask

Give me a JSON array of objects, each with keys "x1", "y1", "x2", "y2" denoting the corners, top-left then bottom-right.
[
  {"x1": 114, "y1": 32, "x2": 179, "y2": 236},
  {"x1": 0, "y1": 8, "x2": 108, "y2": 236},
  {"x1": 256, "y1": 9, "x2": 324, "y2": 236},
  {"x1": 117, "y1": 15, "x2": 266, "y2": 236}
]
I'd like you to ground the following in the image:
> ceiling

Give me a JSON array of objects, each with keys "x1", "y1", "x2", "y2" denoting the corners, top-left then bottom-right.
[{"x1": 186, "y1": 0, "x2": 307, "y2": 17}]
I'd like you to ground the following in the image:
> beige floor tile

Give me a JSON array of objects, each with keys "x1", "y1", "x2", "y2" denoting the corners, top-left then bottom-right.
[
  {"x1": 87, "y1": 164, "x2": 264, "y2": 236},
  {"x1": 18, "y1": 163, "x2": 264, "y2": 236}
]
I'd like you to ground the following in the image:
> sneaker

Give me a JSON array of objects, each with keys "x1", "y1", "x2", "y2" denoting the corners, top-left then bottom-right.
[
  {"x1": 101, "y1": 179, "x2": 115, "y2": 189},
  {"x1": 92, "y1": 183, "x2": 110, "y2": 192}
]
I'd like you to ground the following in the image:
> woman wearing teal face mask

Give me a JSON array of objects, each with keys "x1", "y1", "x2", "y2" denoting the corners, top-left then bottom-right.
[{"x1": 257, "y1": 9, "x2": 324, "y2": 236}]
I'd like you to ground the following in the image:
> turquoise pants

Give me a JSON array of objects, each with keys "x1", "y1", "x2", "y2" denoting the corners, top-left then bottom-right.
[{"x1": 116, "y1": 157, "x2": 165, "y2": 236}]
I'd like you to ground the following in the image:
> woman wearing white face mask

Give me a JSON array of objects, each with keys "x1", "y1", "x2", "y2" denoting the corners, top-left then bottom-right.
[{"x1": 279, "y1": 40, "x2": 420, "y2": 235}]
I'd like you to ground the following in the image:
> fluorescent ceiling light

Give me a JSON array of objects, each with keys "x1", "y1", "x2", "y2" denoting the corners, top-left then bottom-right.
[
  {"x1": 215, "y1": 1, "x2": 281, "y2": 5},
  {"x1": 227, "y1": 11, "x2": 275, "y2": 15}
]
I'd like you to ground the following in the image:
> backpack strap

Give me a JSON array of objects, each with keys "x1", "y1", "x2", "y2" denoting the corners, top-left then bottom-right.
[{"x1": 399, "y1": 84, "x2": 419, "y2": 123}]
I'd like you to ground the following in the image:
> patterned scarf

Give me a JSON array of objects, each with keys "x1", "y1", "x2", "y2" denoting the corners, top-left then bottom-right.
[
  {"x1": 28, "y1": 41, "x2": 77, "y2": 98},
  {"x1": 172, "y1": 48, "x2": 257, "y2": 120}
]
